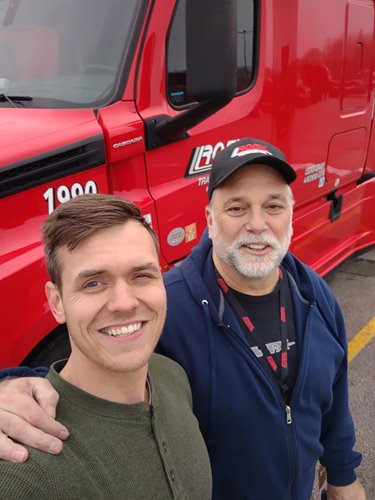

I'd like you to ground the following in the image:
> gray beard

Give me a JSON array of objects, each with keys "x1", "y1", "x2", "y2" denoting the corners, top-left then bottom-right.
[{"x1": 212, "y1": 229, "x2": 292, "y2": 279}]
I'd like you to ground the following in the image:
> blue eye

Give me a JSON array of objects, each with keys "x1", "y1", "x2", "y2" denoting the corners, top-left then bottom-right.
[{"x1": 84, "y1": 280, "x2": 101, "y2": 289}]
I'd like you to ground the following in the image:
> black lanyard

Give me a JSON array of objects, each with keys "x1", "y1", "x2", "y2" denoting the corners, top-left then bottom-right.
[{"x1": 216, "y1": 267, "x2": 290, "y2": 398}]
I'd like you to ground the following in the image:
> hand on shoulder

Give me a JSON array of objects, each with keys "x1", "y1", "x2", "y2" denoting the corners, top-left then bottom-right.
[{"x1": 0, "y1": 377, "x2": 68, "y2": 462}]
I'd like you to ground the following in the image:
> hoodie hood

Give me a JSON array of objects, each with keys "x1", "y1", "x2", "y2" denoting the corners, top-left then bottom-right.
[{"x1": 178, "y1": 230, "x2": 227, "y2": 323}]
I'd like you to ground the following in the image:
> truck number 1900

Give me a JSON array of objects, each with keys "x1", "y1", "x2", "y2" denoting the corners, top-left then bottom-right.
[{"x1": 43, "y1": 181, "x2": 98, "y2": 214}]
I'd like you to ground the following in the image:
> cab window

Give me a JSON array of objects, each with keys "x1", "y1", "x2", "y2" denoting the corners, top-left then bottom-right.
[{"x1": 167, "y1": 0, "x2": 257, "y2": 106}]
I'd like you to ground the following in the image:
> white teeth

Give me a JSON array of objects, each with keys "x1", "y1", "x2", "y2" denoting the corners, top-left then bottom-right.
[
  {"x1": 102, "y1": 323, "x2": 142, "y2": 337},
  {"x1": 247, "y1": 244, "x2": 266, "y2": 250}
]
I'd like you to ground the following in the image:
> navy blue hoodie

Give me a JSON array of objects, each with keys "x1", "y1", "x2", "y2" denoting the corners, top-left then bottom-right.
[{"x1": 158, "y1": 230, "x2": 361, "y2": 500}]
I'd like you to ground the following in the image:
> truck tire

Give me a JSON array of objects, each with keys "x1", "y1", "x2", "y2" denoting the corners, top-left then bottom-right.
[{"x1": 22, "y1": 325, "x2": 71, "y2": 368}]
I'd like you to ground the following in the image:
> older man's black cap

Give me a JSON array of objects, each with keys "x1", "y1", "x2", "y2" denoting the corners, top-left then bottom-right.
[{"x1": 208, "y1": 138, "x2": 297, "y2": 199}]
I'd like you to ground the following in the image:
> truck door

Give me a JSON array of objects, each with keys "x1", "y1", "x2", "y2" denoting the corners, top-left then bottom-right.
[
  {"x1": 136, "y1": 0, "x2": 271, "y2": 267},
  {"x1": 136, "y1": 0, "x2": 375, "y2": 271},
  {"x1": 270, "y1": 0, "x2": 374, "y2": 267}
]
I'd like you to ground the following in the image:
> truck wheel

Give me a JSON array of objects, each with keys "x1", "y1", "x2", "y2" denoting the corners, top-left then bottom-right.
[{"x1": 21, "y1": 325, "x2": 71, "y2": 368}]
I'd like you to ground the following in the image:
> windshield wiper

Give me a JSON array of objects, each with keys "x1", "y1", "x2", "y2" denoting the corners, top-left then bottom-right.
[{"x1": 0, "y1": 93, "x2": 33, "y2": 107}]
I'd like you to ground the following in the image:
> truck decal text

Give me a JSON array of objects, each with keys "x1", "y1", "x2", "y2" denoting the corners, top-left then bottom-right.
[
  {"x1": 43, "y1": 181, "x2": 98, "y2": 214},
  {"x1": 184, "y1": 139, "x2": 239, "y2": 178}
]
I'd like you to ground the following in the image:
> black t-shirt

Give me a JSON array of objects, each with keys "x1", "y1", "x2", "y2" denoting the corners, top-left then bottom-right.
[{"x1": 231, "y1": 279, "x2": 298, "y2": 401}]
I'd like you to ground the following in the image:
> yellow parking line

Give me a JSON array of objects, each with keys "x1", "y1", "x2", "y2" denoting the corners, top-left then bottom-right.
[{"x1": 348, "y1": 316, "x2": 375, "y2": 362}]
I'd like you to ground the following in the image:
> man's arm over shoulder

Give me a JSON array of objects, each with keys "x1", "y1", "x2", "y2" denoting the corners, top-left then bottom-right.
[
  {"x1": 0, "y1": 376, "x2": 68, "y2": 462},
  {"x1": 0, "y1": 366, "x2": 49, "y2": 379}
]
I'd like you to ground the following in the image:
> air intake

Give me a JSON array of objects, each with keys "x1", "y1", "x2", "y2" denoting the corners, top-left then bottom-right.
[{"x1": 0, "y1": 136, "x2": 105, "y2": 199}]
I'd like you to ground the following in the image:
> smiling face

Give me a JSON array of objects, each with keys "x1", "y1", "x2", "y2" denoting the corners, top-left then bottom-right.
[
  {"x1": 45, "y1": 221, "x2": 166, "y2": 378},
  {"x1": 206, "y1": 164, "x2": 293, "y2": 293}
]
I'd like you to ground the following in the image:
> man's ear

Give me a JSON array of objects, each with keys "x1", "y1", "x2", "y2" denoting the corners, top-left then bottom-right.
[
  {"x1": 205, "y1": 205, "x2": 213, "y2": 240},
  {"x1": 45, "y1": 281, "x2": 66, "y2": 324}
]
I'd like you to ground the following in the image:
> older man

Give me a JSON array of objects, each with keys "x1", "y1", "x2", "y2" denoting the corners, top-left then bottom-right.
[
  {"x1": 0, "y1": 194, "x2": 211, "y2": 499},
  {"x1": 0, "y1": 139, "x2": 365, "y2": 499},
  {"x1": 160, "y1": 139, "x2": 365, "y2": 499}
]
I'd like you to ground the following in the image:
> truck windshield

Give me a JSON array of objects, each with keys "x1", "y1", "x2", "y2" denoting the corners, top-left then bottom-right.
[{"x1": 0, "y1": 0, "x2": 143, "y2": 108}]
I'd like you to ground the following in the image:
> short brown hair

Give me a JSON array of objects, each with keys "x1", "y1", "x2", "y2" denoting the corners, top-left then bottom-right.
[{"x1": 42, "y1": 194, "x2": 158, "y2": 289}]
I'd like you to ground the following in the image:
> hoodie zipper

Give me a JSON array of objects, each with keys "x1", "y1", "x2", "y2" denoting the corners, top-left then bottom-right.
[
  {"x1": 285, "y1": 401, "x2": 297, "y2": 499},
  {"x1": 286, "y1": 405, "x2": 292, "y2": 424},
  {"x1": 289, "y1": 303, "x2": 314, "y2": 499}
]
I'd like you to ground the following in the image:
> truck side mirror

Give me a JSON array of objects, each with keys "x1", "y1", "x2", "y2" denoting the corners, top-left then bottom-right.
[
  {"x1": 146, "y1": 0, "x2": 237, "y2": 149},
  {"x1": 186, "y1": 0, "x2": 237, "y2": 103}
]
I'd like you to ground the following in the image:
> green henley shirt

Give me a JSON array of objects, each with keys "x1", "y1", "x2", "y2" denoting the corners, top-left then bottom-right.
[{"x1": 0, "y1": 353, "x2": 212, "y2": 499}]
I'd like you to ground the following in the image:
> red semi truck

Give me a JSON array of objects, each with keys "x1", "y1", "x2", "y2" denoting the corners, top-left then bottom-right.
[{"x1": 1, "y1": 0, "x2": 375, "y2": 367}]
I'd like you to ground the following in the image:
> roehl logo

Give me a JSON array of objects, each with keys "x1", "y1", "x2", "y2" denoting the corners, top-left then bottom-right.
[
  {"x1": 231, "y1": 144, "x2": 271, "y2": 158},
  {"x1": 184, "y1": 139, "x2": 239, "y2": 178}
]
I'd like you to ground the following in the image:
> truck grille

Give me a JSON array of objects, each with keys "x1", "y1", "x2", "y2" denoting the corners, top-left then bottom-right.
[{"x1": 0, "y1": 136, "x2": 105, "y2": 199}]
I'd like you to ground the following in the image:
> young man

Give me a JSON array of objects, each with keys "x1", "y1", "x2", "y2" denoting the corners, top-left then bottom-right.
[
  {"x1": 0, "y1": 139, "x2": 365, "y2": 499},
  {"x1": 0, "y1": 194, "x2": 211, "y2": 499}
]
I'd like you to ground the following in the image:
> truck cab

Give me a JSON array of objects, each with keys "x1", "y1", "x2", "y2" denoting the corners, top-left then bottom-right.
[{"x1": 1, "y1": 0, "x2": 375, "y2": 366}]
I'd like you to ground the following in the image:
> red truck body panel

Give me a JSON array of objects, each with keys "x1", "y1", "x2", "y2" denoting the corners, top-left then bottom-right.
[{"x1": 1, "y1": 0, "x2": 374, "y2": 367}]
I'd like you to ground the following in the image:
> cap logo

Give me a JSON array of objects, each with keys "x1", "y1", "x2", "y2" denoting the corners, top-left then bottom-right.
[{"x1": 231, "y1": 143, "x2": 272, "y2": 158}]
